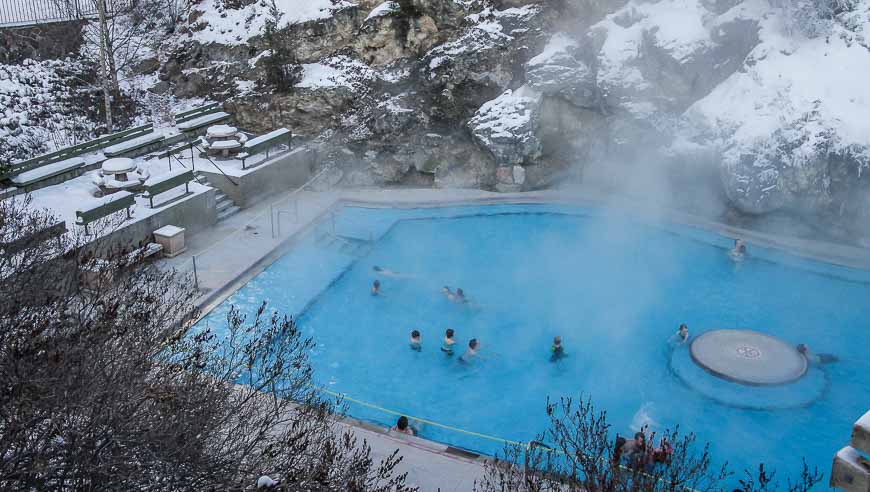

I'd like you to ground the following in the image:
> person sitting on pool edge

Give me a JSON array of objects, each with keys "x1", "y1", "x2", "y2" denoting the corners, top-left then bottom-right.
[
  {"x1": 391, "y1": 416, "x2": 415, "y2": 436},
  {"x1": 409, "y1": 330, "x2": 422, "y2": 351},
  {"x1": 729, "y1": 239, "x2": 747, "y2": 261},
  {"x1": 797, "y1": 343, "x2": 839, "y2": 365},
  {"x1": 441, "y1": 328, "x2": 456, "y2": 355},
  {"x1": 550, "y1": 336, "x2": 565, "y2": 362},
  {"x1": 669, "y1": 324, "x2": 689, "y2": 346},
  {"x1": 460, "y1": 338, "x2": 479, "y2": 363},
  {"x1": 371, "y1": 280, "x2": 381, "y2": 296}
]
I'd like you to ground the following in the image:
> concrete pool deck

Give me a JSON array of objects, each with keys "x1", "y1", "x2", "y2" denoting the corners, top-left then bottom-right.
[{"x1": 157, "y1": 186, "x2": 870, "y2": 490}]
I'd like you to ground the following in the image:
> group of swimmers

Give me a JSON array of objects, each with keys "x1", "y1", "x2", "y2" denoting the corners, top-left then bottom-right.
[
  {"x1": 409, "y1": 328, "x2": 566, "y2": 363},
  {"x1": 614, "y1": 431, "x2": 673, "y2": 471}
]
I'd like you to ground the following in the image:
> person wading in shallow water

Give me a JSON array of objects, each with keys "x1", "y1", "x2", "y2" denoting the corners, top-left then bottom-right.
[
  {"x1": 409, "y1": 330, "x2": 422, "y2": 351},
  {"x1": 371, "y1": 280, "x2": 381, "y2": 296},
  {"x1": 550, "y1": 336, "x2": 565, "y2": 362}
]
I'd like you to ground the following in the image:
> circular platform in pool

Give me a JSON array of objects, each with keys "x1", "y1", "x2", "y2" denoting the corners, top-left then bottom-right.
[{"x1": 690, "y1": 329, "x2": 807, "y2": 386}]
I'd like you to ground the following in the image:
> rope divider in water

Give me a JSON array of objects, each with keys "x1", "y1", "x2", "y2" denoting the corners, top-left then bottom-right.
[{"x1": 311, "y1": 385, "x2": 702, "y2": 492}]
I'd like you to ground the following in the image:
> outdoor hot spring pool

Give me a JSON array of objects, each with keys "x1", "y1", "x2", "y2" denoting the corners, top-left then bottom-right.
[{"x1": 197, "y1": 203, "x2": 870, "y2": 480}]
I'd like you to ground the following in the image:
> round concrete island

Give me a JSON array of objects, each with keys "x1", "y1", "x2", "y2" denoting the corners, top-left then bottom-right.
[{"x1": 689, "y1": 329, "x2": 807, "y2": 386}]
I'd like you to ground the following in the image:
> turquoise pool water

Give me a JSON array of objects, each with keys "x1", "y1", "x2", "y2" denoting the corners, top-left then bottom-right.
[{"x1": 198, "y1": 204, "x2": 870, "y2": 481}]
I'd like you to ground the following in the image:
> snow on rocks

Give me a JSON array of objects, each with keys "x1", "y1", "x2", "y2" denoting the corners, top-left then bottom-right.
[
  {"x1": 469, "y1": 85, "x2": 542, "y2": 169},
  {"x1": 685, "y1": 1, "x2": 870, "y2": 214},
  {"x1": 296, "y1": 55, "x2": 376, "y2": 89},
  {"x1": 365, "y1": 1, "x2": 399, "y2": 23},
  {"x1": 590, "y1": 0, "x2": 756, "y2": 113},
  {"x1": 525, "y1": 33, "x2": 595, "y2": 108},
  {"x1": 0, "y1": 58, "x2": 97, "y2": 164},
  {"x1": 185, "y1": 0, "x2": 355, "y2": 46}
]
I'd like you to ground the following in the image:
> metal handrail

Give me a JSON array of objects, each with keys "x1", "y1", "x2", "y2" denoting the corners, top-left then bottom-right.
[
  {"x1": 190, "y1": 141, "x2": 239, "y2": 187},
  {"x1": 189, "y1": 164, "x2": 333, "y2": 289}
]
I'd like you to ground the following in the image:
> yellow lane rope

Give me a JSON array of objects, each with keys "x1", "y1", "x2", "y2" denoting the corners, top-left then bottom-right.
[{"x1": 311, "y1": 385, "x2": 703, "y2": 492}]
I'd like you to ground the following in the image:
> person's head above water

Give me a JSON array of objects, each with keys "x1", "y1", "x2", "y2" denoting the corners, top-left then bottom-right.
[
  {"x1": 797, "y1": 343, "x2": 808, "y2": 354},
  {"x1": 553, "y1": 336, "x2": 562, "y2": 346},
  {"x1": 634, "y1": 432, "x2": 645, "y2": 447},
  {"x1": 679, "y1": 324, "x2": 688, "y2": 335},
  {"x1": 456, "y1": 288, "x2": 465, "y2": 297},
  {"x1": 373, "y1": 266, "x2": 383, "y2": 272},
  {"x1": 372, "y1": 280, "x2": 380, "y2": 289},
  {"x1": 445, "y1": 328, "x2": 454, "y2": 339},
  {"x1": 396, "y1": 416, "x2": 409, "y2": 431},
  {"x1": 411, "y1": 330, "x2": 420, "y2": 339},
  {"x1": 468, "y1": 338, "x2": 478, "y2": 350}
]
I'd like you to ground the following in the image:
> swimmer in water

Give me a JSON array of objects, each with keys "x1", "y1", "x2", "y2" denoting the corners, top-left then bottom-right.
[
  {"x1": 373, "y1": 265, "x2": 409, "y2": 278},
  {"x1": 442, "y1": 286, "x2": 456, "y2": 301},
  {"x1": 371, "y1": 280, "x2": 381, "y2": 296},
  {"x1": 459, "y1": 338, "x2": 479, "y2": 363},
  {"x1": 669, "y1": 324, "x2": 689, "y2": 346},
  {"x1": 550, "y1": 336, "x2": 565, "y2": 362},
  {"x1": 441, "y1": 328, "x2": 456, "y2": 355},
  {"x1": 409, "y1": 330, "x2": 422, "y2": 351},
  {"x1": 729, "y1": 239, "x2": 747, "y2": 261},
  {"x1": 391, "y1": 416, "x2": 415, "y2": 436},
  {"x1": 454, "y1": 288, "x2": 468, "y2": 303},
  {"x1": 797, "y1": 343, "x2": 839, "y2": 365}
]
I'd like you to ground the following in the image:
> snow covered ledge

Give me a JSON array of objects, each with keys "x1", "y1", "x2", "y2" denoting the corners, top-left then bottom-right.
[{"x1": 830, "y1": 410, "x2": 870, "y2": 492}]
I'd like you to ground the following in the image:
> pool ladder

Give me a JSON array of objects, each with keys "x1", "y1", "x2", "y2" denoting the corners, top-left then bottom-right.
[{"x1": 315, "y1": 231, "x2": 372, "y2": 258}]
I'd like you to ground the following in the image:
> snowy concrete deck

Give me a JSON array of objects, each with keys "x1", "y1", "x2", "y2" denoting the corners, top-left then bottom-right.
[{"x1": 158, "y1": 186, "x2": 870, "y2": 490}]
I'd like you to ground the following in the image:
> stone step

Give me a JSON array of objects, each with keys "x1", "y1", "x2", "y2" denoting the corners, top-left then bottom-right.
[
  {"x1": 853, "y1": 410, "x2": 870, "y2": 456},
  {"x1": 217, "y1": 205, "x2": 241, "y2": 221},
  {"x1": 215, "y1": 193, "x2": 231, "y2": 204},
  {"x1": 216, "y1": 198, "x2": 234, "y2": 213}
]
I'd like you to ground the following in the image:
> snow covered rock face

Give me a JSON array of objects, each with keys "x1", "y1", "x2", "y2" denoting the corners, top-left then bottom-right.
[
  {"x1": 468, "y1": 86, "x2": 543, "y2": 168},
  {"x1": 423, "y1": 5, "x2": 547, "y2": 121},
  {"x1": 590, "y1": 0, "x2": 759, "y2": 115},
  {"x1": 525, "y1": 33, "x2": 596, "y2": 108},
  {"x1": 686, "y1": 1, "x2": 870, "y2": 218}
]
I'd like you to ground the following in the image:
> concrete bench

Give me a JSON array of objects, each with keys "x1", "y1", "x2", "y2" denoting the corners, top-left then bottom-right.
[
  {"x1": 2, "y1": 123, "x2": 155, "y2": 184},
  {"x1": 175, "y1": 102, "x2": 221, "y2": 123},
  {"x1": 9, "y1": 157, "x2": 86, "y2": 187},
  {"x1": 75, "y1": 191, "x2": 135, "y2": 233},
  {"x1": 103, "y1": 131, "x2": 166, "y2": 158},
  {"x1": 142, "y1": 169, "x2": 194, "y2": 208},
  {"x1": 239, "y1": 128, "x2": 292, "y2": 169},
  {"x1": 177, "y1": 112, "x2": 231, "y2": 134}
]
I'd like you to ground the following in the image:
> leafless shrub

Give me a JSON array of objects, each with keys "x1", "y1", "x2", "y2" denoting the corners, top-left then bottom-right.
[{"x1": 0, "y1": 197, "x2": 413, "y2": 490}]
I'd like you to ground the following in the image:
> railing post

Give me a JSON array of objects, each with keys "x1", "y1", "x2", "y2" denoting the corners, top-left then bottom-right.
[
  {"x1": 270, "y1": 204, "x2": 275, "y2": 239},
  {"x1": 293, "y1": 197, "x2": 298, "y2": 223},
  {"x1": 192, "y1": 256, "x2": 199, "y2": 290}
]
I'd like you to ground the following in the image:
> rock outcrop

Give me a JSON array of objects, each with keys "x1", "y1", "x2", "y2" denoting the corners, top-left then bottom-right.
[{"x1": 128, "y1": 0, "x2": 870, "y2": 240}]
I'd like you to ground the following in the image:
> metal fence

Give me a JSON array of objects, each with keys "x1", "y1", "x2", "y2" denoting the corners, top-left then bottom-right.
[{"x1": 0, "y1": 0, "x2": 133, "y2": 28}]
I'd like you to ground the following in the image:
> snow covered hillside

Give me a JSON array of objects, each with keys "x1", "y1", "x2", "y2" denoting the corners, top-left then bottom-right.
[{"x1": 3, "y1": 0, "x2": 870, "y2": 240}]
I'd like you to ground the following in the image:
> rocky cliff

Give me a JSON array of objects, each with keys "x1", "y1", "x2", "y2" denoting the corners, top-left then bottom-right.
[{"x1": 8, "y1": 0, "x2": 870, "y2": 241}]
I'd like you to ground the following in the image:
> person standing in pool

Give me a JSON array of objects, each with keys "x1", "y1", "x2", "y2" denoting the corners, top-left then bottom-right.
[
  {"x1": 409, "y1": 330, "x2": 422, "y2": 351},
  {"x1": 797, "y1": 343, "x2": 838, "y2": 365},
  {"x1": 371, "y1": 280, "x2": 381, "y2": 296},
  {"x1": 550, "y1": 336, "x2": 565, "y2": 362},
  {"x1": 669, "y1": 324, "x2": 689, "y2": 346},
  {"x1": 460, "y1": 338, "x2": 479, "y2": 363},
  {"x1": 391, "y1": 416, "x2": 415, "y2": 436},
  {"x1": 729, "y1": 239, "x2": 747, "y2": 261},
  {"x1": 441, "y1": 328, "x2": 456, "y2": 355}
]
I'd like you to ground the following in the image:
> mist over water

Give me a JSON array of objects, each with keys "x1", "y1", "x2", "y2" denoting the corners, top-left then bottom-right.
[{"x1": 202, "y1": 204, "x2": 869, "y2": 482}]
